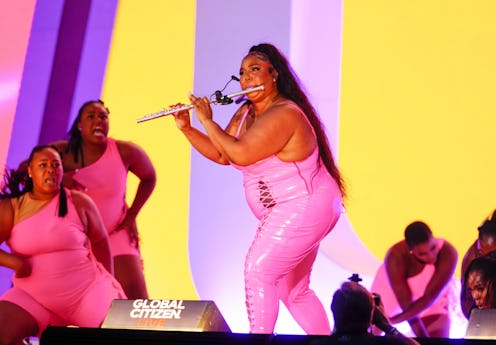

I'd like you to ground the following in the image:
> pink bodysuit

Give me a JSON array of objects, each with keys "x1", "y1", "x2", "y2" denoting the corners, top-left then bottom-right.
[
  {"x1": 232, "y1": 102, "x2": 343, "y2": 335},
  {"x1": 70, "y1": 138, "x2": 138, "y2": 256},
  {"x1": 0, "y1": 190, "x2": 125, "y2": 336},
  {"x1": 371, "y1": 239, "x2": 457, "y2": 321}
]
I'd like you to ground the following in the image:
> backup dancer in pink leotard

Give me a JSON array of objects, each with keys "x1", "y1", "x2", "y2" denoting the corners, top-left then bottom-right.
[
  {"x1": 69, "y1": 138, "x2": 134, "y2": 256},
  {"x1": 171, "y1": 43, "x2": 345, "y2": 334},
  {"x1": 51, "y1": 100, "x2": 156, "y2": 299},
  {"x1": 0, "y1": 146, "x2": 125, "y2": 344}
]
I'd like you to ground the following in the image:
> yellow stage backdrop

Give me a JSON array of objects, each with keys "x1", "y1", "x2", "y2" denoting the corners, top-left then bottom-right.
[
  {"x1": 98, "y1": 0, "x2": 496, "y2": 301},
  {"x1": 101, "y1": 0, "x2": 198, "y2": 299},
  {"x1": 340, "y1": 0, "x2": 496, "y2": 267}
]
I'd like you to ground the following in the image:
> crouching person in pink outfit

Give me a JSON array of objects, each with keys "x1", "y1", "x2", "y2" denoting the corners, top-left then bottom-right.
[{"x1": 0, "y1": 145, "x2": 126, "y2": 345}]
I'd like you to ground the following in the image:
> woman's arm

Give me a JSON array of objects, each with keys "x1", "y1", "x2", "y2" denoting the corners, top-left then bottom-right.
[
  {"x1": 50, "y1": 140, "x2": 69, "y2": 153},
  {"x1": 72, "y1": 190, "x2": 113, "y2": 274},
  {"x1": 0, "y1": 199, "x2": 31, "y2": 277},
  {"x1": 385, "y1": 247, "x2": 428, "y2": 337},
  {"x1": 116, "y1": 141, "x2": 156, "y2": 239},
  {"x1": 182, "y1": 126, "x2": 231, "y2": 164},
  {"x1": 191, "y1": 95, "x2": 301, "y2": 166},
  {"x1": 172, "y1": 102, "x2": 231, "y2": 164},
  {"x1": 389, "y1": 241, "x2": 458, "y2": 334}
]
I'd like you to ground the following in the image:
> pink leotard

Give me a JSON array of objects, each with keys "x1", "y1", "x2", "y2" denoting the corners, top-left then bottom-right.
[
  {"x1": 371, "y1": 239, "x2": 457, "y2": 320},
  {"x1": 232, "y1": 102, "x2": 343, "y2": 335},
  {"x1": 70, "y1": 138, "x2": 138, "y2": 256},
  {"x1": 0, "y1": 190, "x2": 125, "y2": 336}
]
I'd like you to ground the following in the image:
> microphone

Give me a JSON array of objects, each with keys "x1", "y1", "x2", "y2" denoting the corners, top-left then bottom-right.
[
  {"x1": 215, "y1": 90, "x2": 223, "y2": 103},
  {"x1": 212, "y1": 75, "x2": 240, "y2": 105},
  {"x1": 214, "y1": 90, "x2": 233, "y2": 105}
]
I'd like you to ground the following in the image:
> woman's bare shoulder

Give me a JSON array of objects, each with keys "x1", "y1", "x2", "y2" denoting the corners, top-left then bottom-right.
[
  {"x1": 50, "y1": 140, "x2": 69, "y2": 151},
  {"x1": 70, "y1": 189, "x2": 93, "y2": 208},
  {"x1": 386, "y1": 241, "x2": 409, "y2": 261}
]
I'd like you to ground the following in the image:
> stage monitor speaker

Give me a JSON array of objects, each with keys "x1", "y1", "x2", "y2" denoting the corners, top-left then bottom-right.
[
  {"x1": 101, "y1": 299, "x2": 231, "y2": 333},
  {"x1": 465, "y1": 308, "x2": 496, "y2": 339}
]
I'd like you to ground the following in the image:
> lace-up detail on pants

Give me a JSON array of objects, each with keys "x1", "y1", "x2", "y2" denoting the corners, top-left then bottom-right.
[{"x1": 258, "y1": 181, "x2": 276, "y2": 209}]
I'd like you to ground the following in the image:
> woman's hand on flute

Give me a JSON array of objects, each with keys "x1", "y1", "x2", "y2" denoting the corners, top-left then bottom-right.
[
  {"x1": 189, "y1": 94, "x2": 213, "y2": 125},
  {"x1": 170, "y1": 103, "x2": 192, "y2": 131}
]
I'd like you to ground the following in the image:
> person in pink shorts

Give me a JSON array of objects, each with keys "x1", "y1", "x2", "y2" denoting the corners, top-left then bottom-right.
[
  {"x1": 0, "y1": 145, "x2": 126, "y2": 345},
  {"x1": 51, "y1": 100, "x2": 156, "y2": 299},
  {"x1": 171, "y1": 43, "x2": 345, "y2": 335}
]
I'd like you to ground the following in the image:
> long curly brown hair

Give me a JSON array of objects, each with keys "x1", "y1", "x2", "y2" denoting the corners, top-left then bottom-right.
[{"x1": 246, "y1": 43, "x2": 346, "y2": 198}]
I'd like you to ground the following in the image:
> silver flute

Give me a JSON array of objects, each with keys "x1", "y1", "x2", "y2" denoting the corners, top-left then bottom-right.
[{"x1": 136, "y1": 85, "x2": 264, "y2": 123}]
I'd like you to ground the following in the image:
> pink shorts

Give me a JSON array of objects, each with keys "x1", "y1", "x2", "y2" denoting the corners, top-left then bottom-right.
[
  {"x1": 1, "y1": 288, "x2": 64, "y2": 337},
  {"x1": 1, "y1": 273, "x2": 124, "y2": 337}
]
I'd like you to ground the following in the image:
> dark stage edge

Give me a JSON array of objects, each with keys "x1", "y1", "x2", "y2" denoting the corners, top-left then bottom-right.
[{"x1": 40, "y1": 327, "x2": 493, "y2": 345}]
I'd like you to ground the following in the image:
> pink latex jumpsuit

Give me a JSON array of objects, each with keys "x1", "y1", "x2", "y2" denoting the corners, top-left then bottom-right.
[{"x1": 231, "y1": 102, "x2": 343, "y2": 334}]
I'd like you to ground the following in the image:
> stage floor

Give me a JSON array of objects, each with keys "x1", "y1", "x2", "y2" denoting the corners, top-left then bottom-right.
[{"x1": 39, "y1": 327, "x2": 494, "y2": 345}]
